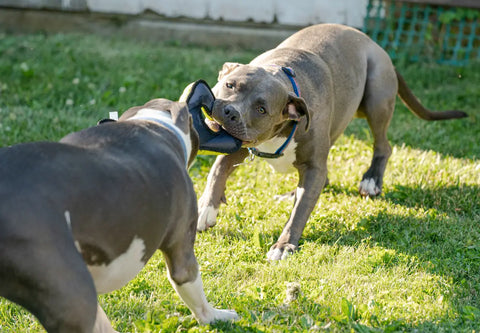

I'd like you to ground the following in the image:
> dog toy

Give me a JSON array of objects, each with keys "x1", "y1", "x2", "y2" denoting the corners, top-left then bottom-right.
[
  {"x1": 180, "y1": 80, "x2": 242, "y2": 155},
  {"x1": 99, "y1": 81, "x2": 242, "y2": 155}
]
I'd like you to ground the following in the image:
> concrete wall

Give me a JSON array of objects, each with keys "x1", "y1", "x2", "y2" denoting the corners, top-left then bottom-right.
[{"x1": 0, "y1": 0, "x2": 368, "y2": 27}]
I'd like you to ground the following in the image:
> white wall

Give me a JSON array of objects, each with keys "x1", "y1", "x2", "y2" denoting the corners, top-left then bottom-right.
[{"x1": 2, "y1": 0, "x2": 368, "y2": 27}]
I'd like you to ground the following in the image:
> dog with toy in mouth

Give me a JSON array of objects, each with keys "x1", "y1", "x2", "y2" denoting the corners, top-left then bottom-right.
[
  {"x1": 0, "y1": 88, "x2": 238, "y2": 332},
  {"x1": 197, "y1": 23, "x2": 467, "y2": 261}
]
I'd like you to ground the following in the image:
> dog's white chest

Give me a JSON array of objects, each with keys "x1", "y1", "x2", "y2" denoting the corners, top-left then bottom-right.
[
  {"x1": 256, "y1": 138, "x2": 297, "y2": 174},
  {"x1": 86, "y1": 236, "x2": 146, "y2": 294}
]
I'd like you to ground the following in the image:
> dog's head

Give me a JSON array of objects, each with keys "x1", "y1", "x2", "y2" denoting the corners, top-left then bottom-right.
[
  {"x1": 210, "y1": 62, "x2": 310, "y2": 146},
  {"x1": 120, "y1": 99, "x2": 199, "y2": 167}
]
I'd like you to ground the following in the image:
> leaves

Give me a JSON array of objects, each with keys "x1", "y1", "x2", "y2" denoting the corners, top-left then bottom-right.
[{"x1": 439, "y1": 8, "x2": 480, "y2": 24}]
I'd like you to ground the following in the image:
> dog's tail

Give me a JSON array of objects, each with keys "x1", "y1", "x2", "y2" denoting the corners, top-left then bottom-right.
[{"x1": 395, "y1": 69, "x2": 468, "y2": 120}]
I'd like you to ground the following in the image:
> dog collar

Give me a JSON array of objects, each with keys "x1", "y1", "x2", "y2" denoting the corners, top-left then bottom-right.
[
  {"x1": 128, "y1": 108, "x2": 190, "y2": 167},
  {"x1": 248, "y1": 66, "x2": 300, "y2": 159}
]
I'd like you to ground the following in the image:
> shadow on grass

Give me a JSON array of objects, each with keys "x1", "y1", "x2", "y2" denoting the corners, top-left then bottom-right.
[
  {"x1": 324, "y1": 183, "x2": 479, "y2": 218},
  {"x1": 301, "y1": 183, "x2": 480, "y2": 330},
  {"x1": 384, "y1": 184, "x2": 479, "y2": 216},
  {"x1": 344, "y1": 109, "x2": 478, "y2": 161},
  {"x1": 308, "y1": 184, "x2": 479, "y2": 277}
]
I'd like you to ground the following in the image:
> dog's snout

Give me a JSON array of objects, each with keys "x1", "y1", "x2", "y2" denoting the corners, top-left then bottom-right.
[{"x1": 223, "y1": 105, "x2": 240, "y2": 123}]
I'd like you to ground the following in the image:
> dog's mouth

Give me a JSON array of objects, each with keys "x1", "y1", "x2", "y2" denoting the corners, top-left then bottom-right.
[
  {"x1": 204, "y1": 118, "x2": 255, "y2": 146},
  {"x1": 204, "y1": 118, "x2": 222, "y2": 133}
]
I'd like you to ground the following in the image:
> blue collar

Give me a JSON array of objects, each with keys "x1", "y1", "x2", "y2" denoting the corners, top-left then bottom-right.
[
  {"x1": 248, "y1": 66, "x2": 300, "y2": 159},
  {"x1": 128, "y1": 109, "x2": 190, "y2": 167}
]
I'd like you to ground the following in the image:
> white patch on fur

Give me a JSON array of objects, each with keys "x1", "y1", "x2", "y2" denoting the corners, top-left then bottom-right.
[
  {"x1": 266, "y1": 247, "x2": 293, "y2": 261},
  {"x1": 87, "y1": 236, "x2": 146, "y2": 294},
  {"x1": 64, "y1": 210, "x2": 72, "y2": 230},
  {"x1": 197, "y1": 205, "x2": 218, "y2": 231},
  {"x1": 266, "y1": 248, "x2": 283, "y2": 261},
  {"x1": 130, "y1": 108, "x2": 192, "y2": 166},
  {"x1": 359, "y1": 178, "x2": 380, "y2": 196},
  {"x1": 93, "y1": 304, "x2": 118, "y2": 333},
  {"x1": 273, "y1": 190, "x2": 295, "y2": 202},
  {"x1": 64, "y1": 210, "x2": 83, "y2": 252},
  {"x1": 74, "y1": 241, "x2": 82, "y2": 253},
  {"x1": 296, "y1": 186, "x2": 306, "y2": 198},
  {"x1": 256, "y1": 138, "x2": 297, "y2": 173},
  {"x1": 168, "y1": 270, "x2": 238, "y2": 324}
]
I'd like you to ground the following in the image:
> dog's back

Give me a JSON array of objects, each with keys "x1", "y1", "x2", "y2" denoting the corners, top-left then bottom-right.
[{"x1": 0, "y1": 121, "x2": 198, "y2": 332}]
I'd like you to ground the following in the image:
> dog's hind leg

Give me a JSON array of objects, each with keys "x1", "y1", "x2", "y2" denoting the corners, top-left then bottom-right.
[
  {"x1": 162, "y1": 226, "x2": 238, "y2": 324},
  {"x1": 0, "y1": 231, "x2": 100, "y2": 333},
  {"x1": 358, "y1": 56, "x2": 397, "y2": 197}
]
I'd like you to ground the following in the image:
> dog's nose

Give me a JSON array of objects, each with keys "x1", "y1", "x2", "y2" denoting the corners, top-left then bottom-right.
[{"x1": 223, "y1": 105, "x2": 240, "y2": 123}]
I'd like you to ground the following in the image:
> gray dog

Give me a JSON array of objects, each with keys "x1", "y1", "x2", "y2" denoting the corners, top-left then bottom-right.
[
  {"x1": 0, "y1": 98, "x2": 237, "y2": 332},
  {"x1": 197, "y1": 24, "x2": 467, "y2": 260}
]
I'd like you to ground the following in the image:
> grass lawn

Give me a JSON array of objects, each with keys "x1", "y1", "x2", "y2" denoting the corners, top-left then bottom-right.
[{"x1": 0, "y1": 31, "x2": 479, "y2": 332}]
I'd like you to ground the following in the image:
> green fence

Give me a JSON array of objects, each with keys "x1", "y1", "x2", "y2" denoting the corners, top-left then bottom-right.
[{"x1": 363, "y1": 0, "x2": 480, "y2": 66}]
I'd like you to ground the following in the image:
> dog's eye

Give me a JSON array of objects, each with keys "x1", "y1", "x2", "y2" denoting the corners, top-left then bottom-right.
[
  {"x1": 225, "y1": 82, "x2": 234, "y2": 89},
  {"x1": 257, "y1": 106, "x2": 267, "y2": 114}
]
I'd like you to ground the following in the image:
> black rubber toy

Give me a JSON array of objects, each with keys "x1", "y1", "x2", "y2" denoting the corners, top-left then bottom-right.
[
  {"x1": 98, "y1": 80, "x2": 242, "y2": 155},
  {"x1": 182, "y1": 80, "x2": 242, "y2": 155}
]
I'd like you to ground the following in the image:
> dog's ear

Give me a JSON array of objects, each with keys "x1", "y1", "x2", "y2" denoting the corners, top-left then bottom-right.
[
  {"x1": 169, "y1": 102, "x2": 190, "y2": 133},
  {"x1": 284, "y1": 92, "x2": 310, "y2": 131},
  {"x1": 218, "y1": 62, "x2": 242, "y2": 81},
  {"x1": 119, "y1": 106, "x2": 142, "y2": 120}
]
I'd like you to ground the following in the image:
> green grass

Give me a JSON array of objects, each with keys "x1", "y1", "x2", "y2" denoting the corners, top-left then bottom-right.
[{"x1": 0, "y1": 32, "x2": 479, "y2": 332}]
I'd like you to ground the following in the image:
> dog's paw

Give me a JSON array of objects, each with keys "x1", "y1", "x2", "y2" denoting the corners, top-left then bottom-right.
[
  {"x1": 211, "y1": 309, "x2": 239, "y2": 322},
  {"x1": 359, "y1": 178, "x2": 381, "y2": 197},
  {"x1": 266, "y1": 244, "x2": 296, "y2": 261},
  {"x1": 197, "y1": 205, "x2": 219, "y2": 231},
  {"x1": 198, "y1": 309, "x2": 239, "y2": 324}
]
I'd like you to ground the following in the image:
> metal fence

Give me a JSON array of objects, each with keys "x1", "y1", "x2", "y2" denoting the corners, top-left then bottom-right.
[{"x1": 363, "y1": 0, "x2": 480, "y2": 66}]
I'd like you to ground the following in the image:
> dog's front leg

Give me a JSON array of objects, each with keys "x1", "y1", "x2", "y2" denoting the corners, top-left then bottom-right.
[
  {"x1": 197, "y1": 148, "x2": 249, "y2": 231},
  {"x1": 267, "y1": 164, "x2": 327, "y2": 260},
  {"x1": 164, "y1": 237, "x2": 238, "y2": 324},
  {"x1": 93, "y1": 305, "x2": 119, "y2": 333}
]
